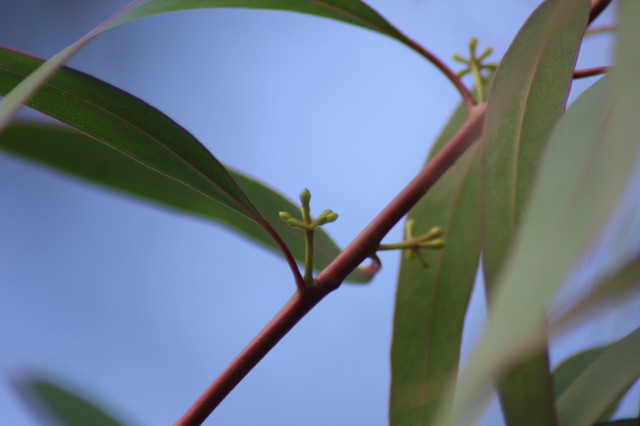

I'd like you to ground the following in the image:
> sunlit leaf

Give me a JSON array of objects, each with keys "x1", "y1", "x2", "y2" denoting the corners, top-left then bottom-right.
[
  {"x1": 478, "y1": 0, "x2": 590, "y2": 423},
  {"x1": 452, "y1": 0, "x2": 640, "y2": 423},
  {"x1": 17, "y1": 375, "x2": 127, "y2": 426},
  {"x1": 0, "y1": 0, "x2": 415, "y2": 130},
  {"x1": 0, "y1": 49, "x2": 369, "y2": 282},
  {"x1": 556, "y1": 327, "x2": 640, "y2": 426},
  {"x1": 390, "y1": 93, "x2": 483, "y2": 424}
]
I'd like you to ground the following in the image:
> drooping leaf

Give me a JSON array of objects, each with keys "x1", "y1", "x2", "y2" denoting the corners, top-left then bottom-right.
[
  {"x1": 0, "y1": 122, "x2": 367, "y2": 282},
  {"x1": 0, "y1": 49, "x2": 369, "y2": 282},
  {"x1": 553, "y1": 346, "x2": 625, "y2": 422},
  {"x1": 389, "y1": 93, "x2": 483, "y2": 424},
  {"x1": 17, "y1": 375, "x2": 127, "y2": 426},
  {"x1": 453, "y1": 0, "x2": 640, "y2": 423},
  {"x1": 0, "y1": 0, "x2": 416, "y2": 130},
  {"x1": 556, "y1": 327, "x2": 640, "y2": 426},
  {"x1": 478, "y1": 0, "x2": 590, "y2": 423}
]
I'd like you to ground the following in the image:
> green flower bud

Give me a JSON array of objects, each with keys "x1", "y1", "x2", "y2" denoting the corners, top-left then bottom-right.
[
  {"x1": 299, "y1": 188, "x2": 311, "y2": 206},
  {"x1": 279, "y1": 211, "x2": 293, "y2": 222}
]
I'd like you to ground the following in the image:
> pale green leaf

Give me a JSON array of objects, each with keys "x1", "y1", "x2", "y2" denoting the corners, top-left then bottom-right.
[
  {"x1": 478, "y1": 0, "x2": 590, "y2": 423},
  {"x1": 557, "y1": 327, "x2": 640, "y2": 426},
  {"x1": 452, "y1": 0, "x2": 640, "y2": 423}
]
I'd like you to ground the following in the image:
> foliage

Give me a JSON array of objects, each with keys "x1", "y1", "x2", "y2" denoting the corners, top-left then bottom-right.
[{"x1": 1, "y1": 0, "x2": 639, "y2": 425}]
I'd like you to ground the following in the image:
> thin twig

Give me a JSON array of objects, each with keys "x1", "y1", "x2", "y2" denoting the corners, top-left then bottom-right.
[
  {"x1": 589, "y1": 0, "x2": 614, "y2": 24},
  {"x1": 402, "y1": 37, "x2": 476, "y2": 110},
  {"x1": 573, "y1": 66, "x2": 609, "y2": 79},
  {"x1": 175, "y1": 104, "x2": 487, "y2": 425},
  {"x1": 260, "y1": 223, "x2": 305, "y2": 290}
]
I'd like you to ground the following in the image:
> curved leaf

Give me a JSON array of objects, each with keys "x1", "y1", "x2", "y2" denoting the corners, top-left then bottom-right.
[
  {"x1": 390, "y1": 98, "x2": 482, "y2": 424},
  {"x1": 0, "y1": 49, "x2": 369, "y2": 282},
  {"x1": 454, "y1": 0, "x2": 640, "y2": 422},
  {"x1": 556, "y1": 327, "x2": 640, "y2": 426},
  {"x1": 0, "y1": 0, "x2": 413, "y2": 130},
  {"x1": 553, "y1": 346, "x2": 625, "y2": 423},
  {"x1": 478, "y1": 0, "x2": 590, "y2": 423},
  {"x1": 16, "y1": 375, "x2": 127, "y2": 426}
]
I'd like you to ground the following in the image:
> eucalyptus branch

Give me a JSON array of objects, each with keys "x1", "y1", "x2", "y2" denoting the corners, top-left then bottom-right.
[
  {"x1": 175, "y1": 103, "x2": 487, "y2": 425},
  {"x1": 588, "y1": 0, "x2": 614, "y2": 24},
  {"x1": 573, "y1": 66, "x2": 609, "y2": 79}
]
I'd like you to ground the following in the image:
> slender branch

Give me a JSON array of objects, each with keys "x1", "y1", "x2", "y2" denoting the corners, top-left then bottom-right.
[
  {"x1": 174, "y1": 291, "x2": 323, "y2": 426},
  {"x1": 573, "y1": 66, "x2": 609, "y2": 79},
  {"x1": 175, "y1": 103, "x2": 487, "y2": 425},
  {"x1": 316, "y1": 104, "x2": 486, "y2": 291},
  {"x1": 589, "y1": 0, "x2": 614, "y2": 24},
  {"x1": 402, "y1": 37, "x2": 476, "y2": 110}
]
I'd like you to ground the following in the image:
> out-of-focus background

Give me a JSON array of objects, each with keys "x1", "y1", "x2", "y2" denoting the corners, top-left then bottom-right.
[{"x1": 1, "y1": 1, "x2": 636, "y2": 425}]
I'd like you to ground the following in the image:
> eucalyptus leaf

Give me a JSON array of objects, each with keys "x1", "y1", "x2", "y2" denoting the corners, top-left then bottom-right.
[
  {"x1": 478, "y1": 0, "x2": 590, "y2": 423},
  {"x1": 16, "y1": 375, "x2": 127, "y2": 426},
  {"x1": 556, "y1": 327, "x2": 640, "y2": 426},
  {"x1": 390, "y1": 96, "x2": 482, "y2": 424},
  {"x1": 0, "y1": 49, "x2": 369, "y2": 282},
  {"x1": 553, "y1": 346, "x2": 625, "y2": 422},
  {"x1": 452, "y1": 0, "x2": 640, "y2": 423}
]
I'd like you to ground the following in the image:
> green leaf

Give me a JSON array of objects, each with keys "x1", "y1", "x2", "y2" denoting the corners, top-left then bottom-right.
[
  {"x1": 478, "y1": 0, "x2": 590, "y2": 423},
  {"x1": 596, "y1": 420, "x2": 640, "y2": 426},
  {"x1": 553, "y1": 347, "x2": 625, "y2": 422},
  {"x1": 556, "y1": 327, "x2": 640, "y2": 426},
  {"x1": 0, "y1": 0, "x2": 414, "y2": 130},
  {"x1": 0, "y1": 48, "x2": 369, "y2": 282},
  {"x1": 0, "y1": 122, "x2": 367, "y2": 282},
  {"x1": 389, "y1": 99, "x2": 482, "y2": 423},
  {"x1": 452, "y1": 0, "x2": 640, "y2": 422},
  {"x1": 17, "y1": 375, "x2": 126, "y2": 426}
]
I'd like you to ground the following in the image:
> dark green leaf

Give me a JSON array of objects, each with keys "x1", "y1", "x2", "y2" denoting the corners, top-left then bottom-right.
[
  {"x1": 0, "y1": 0, "x2": 414, "y2": 130},
  {"x1": 0, "y1": 122, "x2": 368, "y2": 281},
  {"x1": 553, "y1": 347, "x2": 625, "y2": 422},
  {"x1": 556, "y1": 327, "x2": 640, "y2": 426},
  {"x1": 17, "y1": 375, "x2": 127, "y2": 426},
  {"x1": 390, "y1": 98, "x2": 481, "y2": 425},
  {"x1": 0, "y1": 49, "x2": 369, "y2": 282},
  {"x1": 596, "y1": 420, "x2": 640, "y2": 426},
  {"x1": 478, "y1": 0, "x2": 590, "y2": 423}
]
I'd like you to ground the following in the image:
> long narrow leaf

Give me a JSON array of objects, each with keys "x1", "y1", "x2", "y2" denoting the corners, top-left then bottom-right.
[
  {"x1": 0, "y1": 0, "x2": 414, "y2": 130},
  {"x1": 0, "y1": 122, "x2": 367, "y2": 281},
  {"x1": 390, "y1": 98, "x2": 482, "y2": 424},
  {"x1": 556, "y1": 327, "x2": 640, "y2": 426},
  {"x1": 453, "y1": 0, "x2": 640, "y2": 423},
  {"x1": 478, "y1": 0, "x2": 590, "y2": 423},
  {"x1": 553, "y1": 346, "x2": 625, "y2": 422},
  {"x1": 16, "y1": 375, "x2": 127, "y2": 426},
  {"x1": 0, "y1": 49, "x2": 369, "y2": 282}
]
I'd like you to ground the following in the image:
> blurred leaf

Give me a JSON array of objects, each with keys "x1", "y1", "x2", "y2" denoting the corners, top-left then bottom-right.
[
  {"x1": 452, "y1": 0, "x2": 640, "y2": 422},
  {"x1": 17, "y1": 375, "x2": 126, "y2": 426},
  {"x1": 596, "y1": 420, "x2": 640, "y2": 426},
  {"x1": 0, "y1": 0, "x2": 415, "y2": 131},
  {"x1": 390, "y1": 94, "x2": 483, "y2": 423},
  {"x1": 556, "y1": 327, "x2": 640, "y2": 426},
  {"x1": 0, "y1": 49, "x2": 369, "y2": 282},
  {"x1": 553, "y1": 346, "x2": 625, "y2": 422},
  {"x1": 0, "y1": 122, "x2": 368, "y2": 282},
  {"x1": 555, "y1": 250, "x2": 640, "y2": 331},
  {"x1": 478, "y1": 0, "x2": 590, "y2": 423}
]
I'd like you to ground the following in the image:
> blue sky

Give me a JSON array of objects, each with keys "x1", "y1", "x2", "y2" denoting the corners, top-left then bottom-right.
[{"x1": 1, "y1": 1, "x2": 635, "y2": 425}]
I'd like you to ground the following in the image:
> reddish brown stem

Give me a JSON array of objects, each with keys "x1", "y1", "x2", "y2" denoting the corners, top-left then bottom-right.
[
  {"x1": 175, "y1": 104, "x2": 487, "y2": 425},
  {"x1": 175, "y1": 290, "x2": 324, "y2": 425},
  {"x1": 402, "y1": 37, "x2": 476, "y2": 110},
  {"x1": 589, "y1": 0, "x2": 614, "y2": 24},
  {"x1": 573, "y1": 66, "x2": 609, "y2": 79}
]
